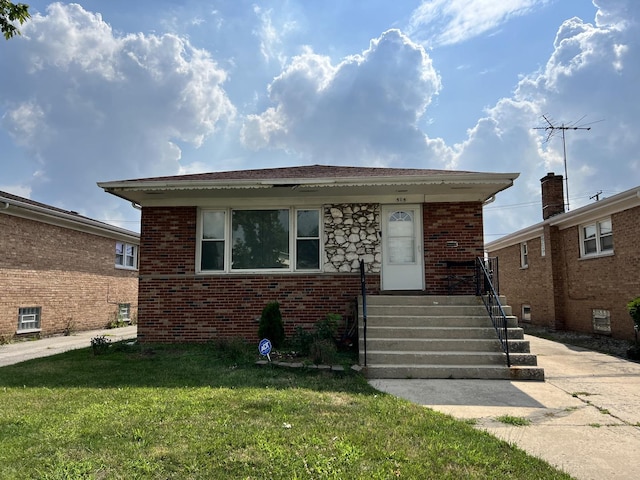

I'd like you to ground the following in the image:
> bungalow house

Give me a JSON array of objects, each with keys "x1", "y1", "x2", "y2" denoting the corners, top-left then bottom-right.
[
  {"x1": 486, "y1": 173, "x2": 640, "y2": 341},
  {"x1": 0, "y1": 191, "x2": 139, "y2": 340},
  {"x1": 98, "y1": 165, "x2": 545, "y2": 380}
]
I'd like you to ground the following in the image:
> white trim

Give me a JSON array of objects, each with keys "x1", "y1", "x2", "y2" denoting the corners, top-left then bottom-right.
[
  {"x1": 197, "y1": 206, "x2": 323, "y2": 274},
  {"x1": 486, "y1": 187, "x2": 640, "y2": 251}
]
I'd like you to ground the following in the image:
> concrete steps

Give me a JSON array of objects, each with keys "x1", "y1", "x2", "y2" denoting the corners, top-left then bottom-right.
[{"x1": 358, "y1": 295, "x2": 544, "y2": 381}]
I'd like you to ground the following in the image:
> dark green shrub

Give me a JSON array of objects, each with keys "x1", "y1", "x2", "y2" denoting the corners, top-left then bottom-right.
[
  {"x1": 315, "y1": 313, "x2": 341, "y2": 341},
  {"x1": 258, "y1": 301, "x2": 285, "y2": 348},
  {"x1": 627, "y1": 297, "x2": 640, "y2": 329}
]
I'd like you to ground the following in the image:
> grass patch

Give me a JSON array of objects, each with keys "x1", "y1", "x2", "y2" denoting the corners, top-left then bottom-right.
[
  {"x1": 495, "y1": 415, "x2": 532, "y2": 427},
  {"x1": 0, "y1": 340, "x2": 571, "y2": 479}
]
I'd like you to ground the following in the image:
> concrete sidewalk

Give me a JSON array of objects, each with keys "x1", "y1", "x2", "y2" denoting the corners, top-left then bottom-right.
[
  {"x1": 0, "y1": 326, "x2": 137, "y2": 367},
  {"x1": 370, "y1": 335, "x2": 640, "y2": 480}
]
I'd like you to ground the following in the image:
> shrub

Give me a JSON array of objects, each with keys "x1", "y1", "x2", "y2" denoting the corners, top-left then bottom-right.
[
  {"x1": 258, "y1": 301, "x2": 285, "y2": 349},
  {"x1": 627, "y1": 297, "x2": 640, "y2": 329},
  {"x1": 309, "y1": 338, "x2": 338, "y2": 365},
  {"x1": 91, "y1": 335, "x2": 111, "y2": 355}
]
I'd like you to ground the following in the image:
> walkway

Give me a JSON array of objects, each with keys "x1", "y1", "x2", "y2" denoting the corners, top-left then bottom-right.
[
  {"x1": 371, "y1": 335, "x2": 640, "y2": 480},
  {"x1": 0, "y1": 326, "x2": 137, "y2": 367}
]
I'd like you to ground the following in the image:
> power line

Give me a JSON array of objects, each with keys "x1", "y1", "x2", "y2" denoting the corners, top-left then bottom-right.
[{"x1": 533, "y1": 114, "x2": 594, "y2": 211}]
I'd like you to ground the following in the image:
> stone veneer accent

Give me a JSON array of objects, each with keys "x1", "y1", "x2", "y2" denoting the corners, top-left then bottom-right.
[{"x1": 323, "y1": 203, "x2": 381, "y2": 273}]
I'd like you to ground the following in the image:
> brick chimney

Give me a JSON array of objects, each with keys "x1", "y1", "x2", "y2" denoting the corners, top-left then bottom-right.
[{"x1": 541, "y1": 172, "x2": 565, "y2": 220}]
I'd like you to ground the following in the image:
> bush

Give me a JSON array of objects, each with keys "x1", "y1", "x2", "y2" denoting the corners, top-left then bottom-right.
[
  {"x1": 627, "y1": 297, "x2": 640, "y2": 329},
  {"x1": 309, "y1": 338, "x2": 338, "y2": 365},
  {"x1": 258, "y1": 301, "x2": 285, "y2": 349},
  {"x1": 91, "y1": 335, "x2": 111, "y2": 355}
]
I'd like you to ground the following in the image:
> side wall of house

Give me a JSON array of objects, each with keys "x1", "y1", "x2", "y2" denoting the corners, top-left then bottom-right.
[
  {"x1": 489, "y1": 204, "x2": 640, "y2": 341},
  {"x1": 0, "y1": 214, "x2": 138, "y2": 339},
  {"x1": 557, "y1": 206, "x2": 639, "y2": 340},
  {"x1": 487, "y1": 233, "x2": 557, "y2": 329}
]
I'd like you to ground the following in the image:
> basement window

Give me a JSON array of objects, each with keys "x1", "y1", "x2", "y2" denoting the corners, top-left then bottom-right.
[
  {"x1": 521, "y1": 305, "x2": 531, "y2": 323},
  {"x1": 17, "y1": 307, "x2": 41, "y2": 333},
  {"x1": 592, "y1": 309, "x2": 611, "y2": 335}
]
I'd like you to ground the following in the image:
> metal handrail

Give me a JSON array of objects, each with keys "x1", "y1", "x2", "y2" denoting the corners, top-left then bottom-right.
[
  {"x1": 476, "y1": 257, "x2": 511, "y2": 367},
  {"x1": 359, "y1": 259, "x2": 368, "y2": 367}
]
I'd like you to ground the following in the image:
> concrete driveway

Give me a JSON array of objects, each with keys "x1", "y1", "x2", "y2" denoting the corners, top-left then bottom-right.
[
  {"x1": 0, "y1": 326, "x2": 137, "y2": 367},
  {"x1": 370, "y1": 335, "x2": 640, "y2": 480}
]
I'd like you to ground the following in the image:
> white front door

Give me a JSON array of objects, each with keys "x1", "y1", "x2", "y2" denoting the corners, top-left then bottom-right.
[{"x1": 381, "y1": 204, "x2": 424, "y2": 291}]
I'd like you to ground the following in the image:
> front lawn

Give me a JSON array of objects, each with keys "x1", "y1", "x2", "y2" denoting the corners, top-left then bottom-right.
[{"x1": 0, "y1": 340, "x2": 571, "y2": 479}]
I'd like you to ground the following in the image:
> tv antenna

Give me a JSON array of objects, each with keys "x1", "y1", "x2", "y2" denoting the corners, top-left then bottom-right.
[{"x1": 533, "y1": 114, "x2": 597, "y2": 211}]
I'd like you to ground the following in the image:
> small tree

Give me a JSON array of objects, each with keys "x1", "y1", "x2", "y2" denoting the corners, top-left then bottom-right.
[{"x1": 258, "y1": 301, "x2": 285, "y2": 349}]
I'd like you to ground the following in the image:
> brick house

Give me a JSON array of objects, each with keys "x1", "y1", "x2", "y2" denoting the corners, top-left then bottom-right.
[
  {"x1": 0, "y1": 191, "x2": 139, "y2": 339},
  {"x1": 98, "y1": 165, "x2": 518, "y2": 344},
  {"x1": 485, "y1": 173, "x2": 640, "y2": 341}
]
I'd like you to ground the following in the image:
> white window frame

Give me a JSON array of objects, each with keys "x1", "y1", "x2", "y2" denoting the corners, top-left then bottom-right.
[
  {"x1": 520, "y1": 242, "x2": 528, "y2": 268},
  {"x1": 118, "y1": 303, "x2": 131, "y2": 323},
  {"x1": 197, "y1": 207, "x2": 322, "y2": 274},
  {"x1": 521, "y1": 304, "x2": 531, "y2": 322},
  {"x1": 116, "y1": 242, "x2": 138, "y2": 270},
  {"x1": 17, "y1": 307, "x2": 41, "y2": 333},
  {"x1": 580, "y1": 218, "x2": 613, "y2": 258}
]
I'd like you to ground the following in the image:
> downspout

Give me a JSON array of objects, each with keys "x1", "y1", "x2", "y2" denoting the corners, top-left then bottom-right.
[
  {"x1": 1, "y1": 201, "x2": 9, "y2": 210},
  {"x1": 131, "y1": 202, "x2": 141, "y2": 210},
  {"x1": 483, "y1": 195, "x2": 496, "y2": 206}
]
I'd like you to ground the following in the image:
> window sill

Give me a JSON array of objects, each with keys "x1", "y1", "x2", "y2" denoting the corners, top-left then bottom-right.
[
  {"x1": 580, "y1": 251, "x2": 614, "y2": 260},
  {"x1": 115, "y1": 265, "x2": 138, "y2": 271},
  {"x1": 16, "y1": 328, "x2": 42, "y2": 335}
]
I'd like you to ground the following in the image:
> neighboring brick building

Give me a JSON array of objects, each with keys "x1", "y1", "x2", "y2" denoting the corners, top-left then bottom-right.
[
  {"x1": 0, "y1": 191, "x2": 139, "y2": 339},
  {"x1": 486, "y1": 173, "x2": 640, "y2": 341},
  {"x1": 99, "y1": 165, "x2": 517, "y2": 343}
]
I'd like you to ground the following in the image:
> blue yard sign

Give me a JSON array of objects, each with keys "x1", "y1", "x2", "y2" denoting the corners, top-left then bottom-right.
[{"x1": 259, "y1": 338, "x2": 272, "y2": 362}]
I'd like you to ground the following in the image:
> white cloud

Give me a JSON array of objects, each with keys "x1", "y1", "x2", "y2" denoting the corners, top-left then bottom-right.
[
  {"x1": 241, "y1": 29, "x2": 449, "y2": 166},
  {"x1": 0, "y1": 2, "x2": 235, "y2": 223},
  {"x1": 457, "y1": 0, "x2": 640, "y2": 237},
  {"x1": 408, "y1": 0, "x2": 549, "y2": 46}
]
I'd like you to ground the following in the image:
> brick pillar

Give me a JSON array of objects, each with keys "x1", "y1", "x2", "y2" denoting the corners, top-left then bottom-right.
[{"x1": 541, "y1": 172, "x2": 565, "y2": 220}]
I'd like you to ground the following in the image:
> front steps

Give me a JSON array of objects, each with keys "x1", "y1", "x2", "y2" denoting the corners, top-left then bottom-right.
[{"x1": 358, "y1": 295, "x2": 544, "y2": 381}]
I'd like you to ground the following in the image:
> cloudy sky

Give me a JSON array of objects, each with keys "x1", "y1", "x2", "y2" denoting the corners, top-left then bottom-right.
[{"x1": 1, "y1": 0, "x2": 637, "y2": 241}]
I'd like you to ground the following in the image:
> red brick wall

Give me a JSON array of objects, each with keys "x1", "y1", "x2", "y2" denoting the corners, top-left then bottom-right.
[
  {"x1": 138, "y1": 206, "x2": 379, "y2": 342},
  {"x1": 488, "y1": 231, "x2": 558, "y2": 329},
  {"x1": 137, "y1": 202, "x2": 483, "y2": 342},
  {"x1": 424, "y1": 202, "x2": 484, "y2": 294},
  {"x1": 0, "y1": 214, "x2": 138, "y2": 338},
  {"x1": 489, "y1": 205, "x2": 640, "y2": 341}
]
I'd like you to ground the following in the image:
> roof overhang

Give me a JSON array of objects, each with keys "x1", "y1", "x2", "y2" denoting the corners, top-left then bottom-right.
[
  {"x1": 486, "y1": 187, "x2": 640, "y2": 251},
  {"x1": 98, "y1": 172, "x2": 519, "y2": 208},
  {"x1": 0, "y1": 194, "x2": 139, "y2": 243}
]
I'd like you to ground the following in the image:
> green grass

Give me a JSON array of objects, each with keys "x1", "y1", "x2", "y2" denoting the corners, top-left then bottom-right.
[
  {"x1": 0, "y1": 341, "x2": 571, "y2": 479},
  {"x1": 495, "y1": 415, "x2": 532, "y2": 427}
]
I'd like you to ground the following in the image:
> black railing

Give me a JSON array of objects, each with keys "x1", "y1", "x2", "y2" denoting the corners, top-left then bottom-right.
[
  {"x1": 359, "y1": 259, "x2": 368, "y2": 367},
  {"x1": 476, "y1": 257, "x2": 510, "y2": 367}
]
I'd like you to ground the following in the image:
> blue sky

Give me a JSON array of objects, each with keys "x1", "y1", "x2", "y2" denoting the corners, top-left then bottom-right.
[{"x1": 1, "y1": 0, "x2": 637, "y2": 240}]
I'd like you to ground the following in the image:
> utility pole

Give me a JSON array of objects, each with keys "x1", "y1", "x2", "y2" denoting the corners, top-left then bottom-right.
[{"x1": 534, "y1": 115, "x2": 592, "y2": 211}]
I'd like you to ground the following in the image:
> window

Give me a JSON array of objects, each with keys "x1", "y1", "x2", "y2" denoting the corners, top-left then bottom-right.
[
  {"x1": 296, "y1": 210, "x2": 320, "y2": 269},
  {"x1": 18, "y1": 307, "x2": 41, "y2": 332},
  {"x1": 199, "y1": 207, "x2": 321, "y2": 272},
  {"x1": 520, "y1": 242, "x2": 528, "y2": 268},
  {"x1": 592, "y1": 309, "x2": 611, "y2": 334},
  {"x1": 521, "y1": 305, "x2": 531, "y2": 322},
  {"x1": 581, "y1": 218, "x2": 613, "y2": 257},
  {"x1": 118, "y1": 303, "x2": 131, "y2": 323},
  {"x1": 116, "y1": 242, "x2": 138, "y2": 269},
  {"x1": 540, "y1": 235, "x2": 546, "y2": 257}
]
